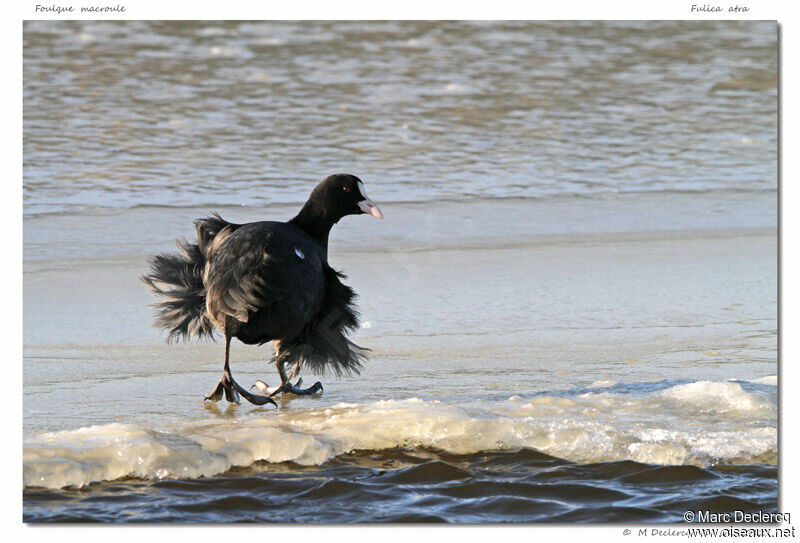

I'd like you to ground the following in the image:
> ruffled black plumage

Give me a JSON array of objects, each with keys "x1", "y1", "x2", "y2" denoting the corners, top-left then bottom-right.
[
  {"x1": 141, "y1": 239, "x2": 216, "y2": 343},
  {"x1": 142, "y1": 175, "x2": 380, "y2": 380},
  {"x1": 276, "y1": 267, "x2": 368, "y2": 376}
]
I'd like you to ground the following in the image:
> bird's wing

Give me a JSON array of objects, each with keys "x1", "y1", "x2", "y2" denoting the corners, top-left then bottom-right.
[
  {"x1": 203, "y1": 226, "x2": 324, "y2": 330},
  {"x1": 194, "y1": 213, "x2": 241, "y2": 260}
]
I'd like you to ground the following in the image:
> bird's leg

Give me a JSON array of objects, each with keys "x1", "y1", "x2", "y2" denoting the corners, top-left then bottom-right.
[
  {"x1": 267, "y1": 359, "x2": 291, "y2": 397},
  {"x1": 288, "y1": 362, "x2": 302, "y2": 385},
  {"x1": 204, "y1": 335, "x2": 277, "y2": 407},
  {"x1": 204, "y1": 335, "x2": 234, "y2": 403}
]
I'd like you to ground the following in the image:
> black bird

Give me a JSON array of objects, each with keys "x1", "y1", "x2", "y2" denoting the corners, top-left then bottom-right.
[{"x1": 141, "y1": 174, "x2": 383, "y2": 406}]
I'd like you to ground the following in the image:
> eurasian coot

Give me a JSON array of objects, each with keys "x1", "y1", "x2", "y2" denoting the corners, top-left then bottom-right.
[{"x1": 141, "y1": 174, "x2": 383, "y2": 406}]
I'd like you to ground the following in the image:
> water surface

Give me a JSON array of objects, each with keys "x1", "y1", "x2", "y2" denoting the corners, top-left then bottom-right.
[{"x1": 24, "y1": 20, "x2": 777, "y2": 214}]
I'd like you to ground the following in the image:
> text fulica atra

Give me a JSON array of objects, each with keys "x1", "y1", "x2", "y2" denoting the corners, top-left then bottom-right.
[{"x1": 141, "y1": 174, "x2": 383, "y2": 406}]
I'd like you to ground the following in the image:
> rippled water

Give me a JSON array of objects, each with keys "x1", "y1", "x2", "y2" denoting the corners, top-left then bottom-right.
[
  {"x1": 23, "y1": 21, "x2": 778, "y2": 523},
  {"x1": 24, "y1": 448, "x2": 777, "y2": 523},
  {"x1": 24, "y1": 20, "x2": 776, "y2": 214}
]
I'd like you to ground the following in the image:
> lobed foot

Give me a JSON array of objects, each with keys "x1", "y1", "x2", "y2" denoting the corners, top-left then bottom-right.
[
  {"x1": 204, "y1": 370, "x2": 276, "y2": 407},
  {"x1": 204, "y1": 380, "x2": 226, "y2": 403},
  {"x1": 251, "y1": 378, "x2": 324, "y2": 397},
  {"x1": 204, "y1": 371, "x2": 238, "y2": 403}
]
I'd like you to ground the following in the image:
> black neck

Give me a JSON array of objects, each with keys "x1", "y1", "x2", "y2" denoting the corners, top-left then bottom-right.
[{"x1": 288, "y1": 200, "x2": 339, "y2": 252}]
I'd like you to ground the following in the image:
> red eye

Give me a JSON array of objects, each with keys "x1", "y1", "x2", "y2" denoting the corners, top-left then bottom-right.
[{"x1": 343, "y1": 186, "x2": 351, "y2": 192}]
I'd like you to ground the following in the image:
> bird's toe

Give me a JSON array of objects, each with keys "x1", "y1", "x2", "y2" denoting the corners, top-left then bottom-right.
[{"x1": 204, "y1": 380, "x2": 225, "y2": 402}]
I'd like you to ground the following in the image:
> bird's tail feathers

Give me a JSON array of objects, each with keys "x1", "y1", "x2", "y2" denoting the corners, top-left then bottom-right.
[{"x1": 140, "y1": 239, "x2": 216, "y2": 343}]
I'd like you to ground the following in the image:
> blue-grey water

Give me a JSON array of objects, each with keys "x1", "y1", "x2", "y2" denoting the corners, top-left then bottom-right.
[
  {"x1": 24, "y1": 20, "x2": 776, "y2": 214},
  {"x1": 23, "y1": 20, "x2": 777, "y2": 523}
]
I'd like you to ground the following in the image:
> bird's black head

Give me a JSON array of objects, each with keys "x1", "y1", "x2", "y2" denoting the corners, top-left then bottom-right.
[
  {"x1": 308, "y1": 173, "x2": 383, "y2": 222},
  {"x1": 290, "y1": 173, "x2": 383, "y2": 247}
]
